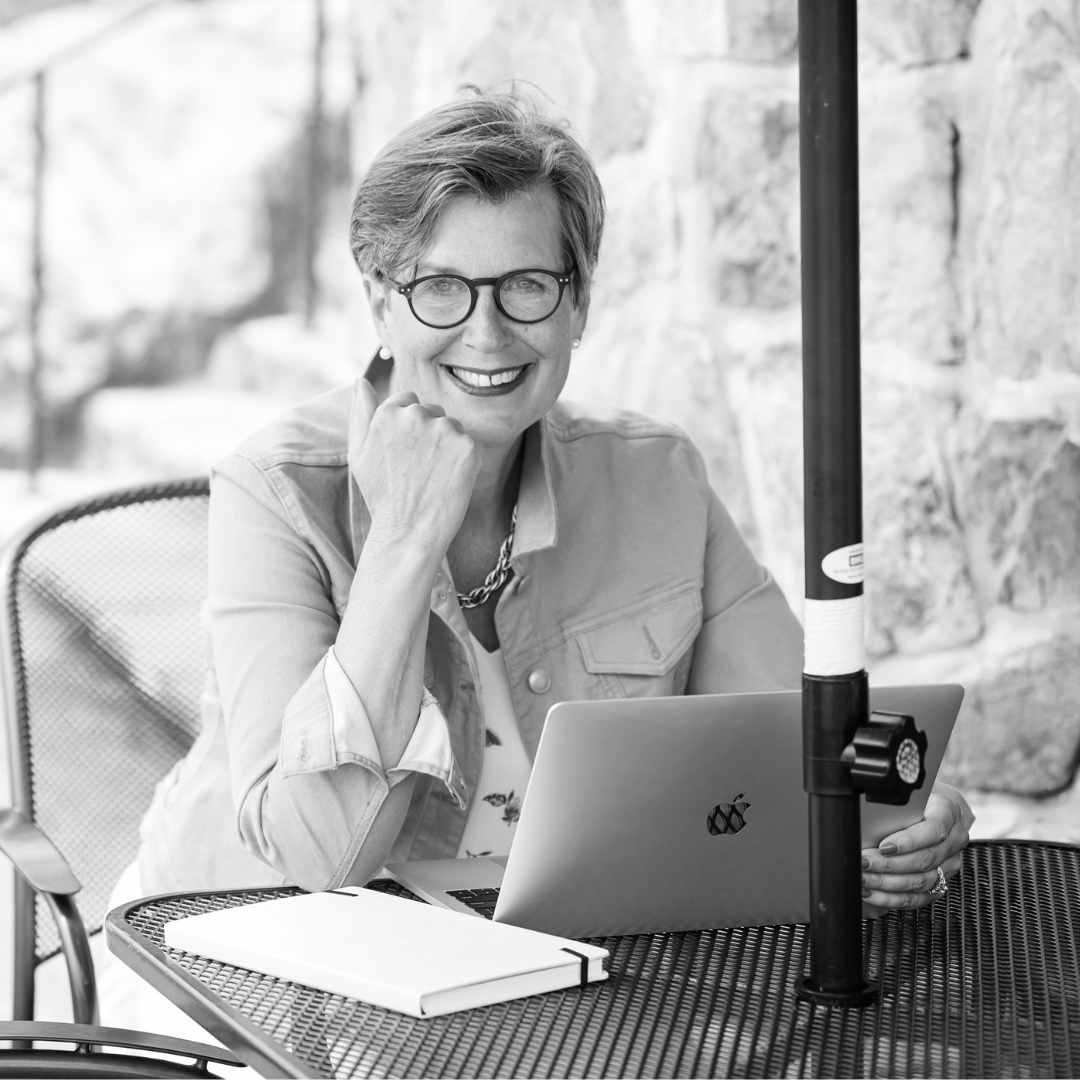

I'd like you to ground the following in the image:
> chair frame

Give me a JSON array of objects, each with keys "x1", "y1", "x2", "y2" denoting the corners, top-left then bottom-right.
[{"x1": 0, "y1": 478, "x2": 241, "y2": 1073}]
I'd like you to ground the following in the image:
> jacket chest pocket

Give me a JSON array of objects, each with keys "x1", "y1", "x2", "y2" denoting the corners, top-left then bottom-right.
[{"x1": 573, "y1": 588, "x2": 703, "y2": 698}]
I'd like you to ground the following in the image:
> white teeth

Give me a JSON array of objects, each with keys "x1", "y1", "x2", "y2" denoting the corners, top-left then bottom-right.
[{"x1": 450, "y1": 366, "x2": 523, "y2": 388}]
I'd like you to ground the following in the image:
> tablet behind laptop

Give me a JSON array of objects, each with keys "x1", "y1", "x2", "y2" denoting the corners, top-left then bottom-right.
[{"x1": 386, "y1": 684, "x2": 963, "y2": 937}]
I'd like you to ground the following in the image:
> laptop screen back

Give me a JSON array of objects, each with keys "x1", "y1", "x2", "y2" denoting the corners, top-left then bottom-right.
[{"x1": 492, "y1": 684, "x2": 962, "y2": 937}]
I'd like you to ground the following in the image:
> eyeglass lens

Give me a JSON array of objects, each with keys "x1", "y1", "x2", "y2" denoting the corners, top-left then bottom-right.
[{"x1": 411, "y1": 271, "x2": 563, "y2": 327}]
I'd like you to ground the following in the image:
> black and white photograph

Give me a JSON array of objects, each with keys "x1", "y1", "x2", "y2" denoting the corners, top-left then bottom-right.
[{"x1": 0, "y1": 0, "x2": 1078, "y2": 1076}]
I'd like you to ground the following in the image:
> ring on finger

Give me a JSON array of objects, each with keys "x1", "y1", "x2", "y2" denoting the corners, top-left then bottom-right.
[{"x1": 928, "y1": 866, "x2": 948, "y2": 896}]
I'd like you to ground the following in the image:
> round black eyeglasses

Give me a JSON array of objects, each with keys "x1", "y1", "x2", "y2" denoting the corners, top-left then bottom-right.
[{"x1": 389, "y1": 268, "x2": 575, "y2": 329}]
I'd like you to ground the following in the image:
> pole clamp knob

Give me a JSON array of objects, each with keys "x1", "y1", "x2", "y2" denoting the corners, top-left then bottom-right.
[{"x1": 841, "y1": 710, "x2": 927, "y2": 805}]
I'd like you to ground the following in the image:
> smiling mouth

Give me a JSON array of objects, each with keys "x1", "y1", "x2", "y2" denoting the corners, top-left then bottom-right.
[{"x1": 446, "y1": 365, "x2": 527, "y2": 390}]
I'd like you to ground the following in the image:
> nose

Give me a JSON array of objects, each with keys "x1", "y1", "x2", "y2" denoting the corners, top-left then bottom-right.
[{"x1": 462, "y1": 285, "x2": 513, "y2": 350}]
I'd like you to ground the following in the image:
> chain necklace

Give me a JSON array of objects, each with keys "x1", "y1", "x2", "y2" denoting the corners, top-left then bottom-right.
[{"x1": 456, "y1": 505, "x2": 517, "y2": 610}]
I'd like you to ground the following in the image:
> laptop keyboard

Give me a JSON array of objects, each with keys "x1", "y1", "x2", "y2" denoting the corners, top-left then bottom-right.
[{"x1": 447, "y1": 888, "x2": 501, "y2": 919}]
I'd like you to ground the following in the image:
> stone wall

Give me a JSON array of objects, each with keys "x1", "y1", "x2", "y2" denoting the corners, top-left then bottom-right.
[{"x1": 350, "y1": 0, "x2": 1080, "y2": 796}]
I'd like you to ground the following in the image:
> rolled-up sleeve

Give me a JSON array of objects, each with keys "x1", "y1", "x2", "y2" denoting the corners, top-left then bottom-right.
[
  {"x1": 687, "y1": 476, "x2": 804, "y2": 694},
  {"x1": 279, "y1": 648, "x2": 455, "y2": 788},
  {"x1": 210, "y1": 453, "x2": 463, "y2": 891}
]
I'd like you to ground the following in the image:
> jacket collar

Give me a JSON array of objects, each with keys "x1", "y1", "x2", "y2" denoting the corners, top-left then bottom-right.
[{"x1": 513, "y1": 416, "x2": 557, "y2": 559}]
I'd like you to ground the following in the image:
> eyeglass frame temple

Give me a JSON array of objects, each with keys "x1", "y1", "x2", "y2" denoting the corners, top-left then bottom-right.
[{"x1": 387, "y1": 267, "x2": 576, "y2": 328}]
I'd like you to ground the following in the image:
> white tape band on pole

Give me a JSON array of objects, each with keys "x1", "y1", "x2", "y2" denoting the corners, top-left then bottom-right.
[{"x1": 803, "y1": 595, "x2": 865, "y2": 676}]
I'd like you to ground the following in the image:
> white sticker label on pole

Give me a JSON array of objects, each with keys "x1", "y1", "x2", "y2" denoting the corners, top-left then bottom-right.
[
  {"x1": 804, "y1": 596, "x2": 865, "y2": 676},
  {"x1": 821, "y1": 543, "x2": 864, "y2": 585}
]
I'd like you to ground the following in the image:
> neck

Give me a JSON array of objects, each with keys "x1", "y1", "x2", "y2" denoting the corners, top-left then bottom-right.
[{"x1": 468, "y1": 436, "x2": 524, "y2": 527}]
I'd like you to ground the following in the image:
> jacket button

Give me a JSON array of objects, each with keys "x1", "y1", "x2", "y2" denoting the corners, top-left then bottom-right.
[{"x1": 527, "y1": 668, "x2": 551, "y2": 693}]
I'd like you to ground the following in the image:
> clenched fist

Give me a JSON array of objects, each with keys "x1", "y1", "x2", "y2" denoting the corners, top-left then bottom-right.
[{"x1": 348, "y1": 379, "x2": 482, "y2": 559}]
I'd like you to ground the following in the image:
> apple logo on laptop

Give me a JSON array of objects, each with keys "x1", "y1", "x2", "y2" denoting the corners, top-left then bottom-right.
[{"x1": 707, "y1": 794, "x2": 751, "y2": 835}]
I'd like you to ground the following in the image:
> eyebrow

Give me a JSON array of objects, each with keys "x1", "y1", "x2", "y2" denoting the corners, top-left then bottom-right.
[
  {"x1": 415, "y1": 263, "x2": 464, "y2": 277},
  {"x1": 414, "y1": 265, "x2": 563, "y2": 279}
]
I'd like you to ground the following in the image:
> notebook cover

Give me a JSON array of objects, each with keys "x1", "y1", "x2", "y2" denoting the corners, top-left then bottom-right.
[{"x1": 163, "y1": 887, "x2": 607, "y2": 1017}]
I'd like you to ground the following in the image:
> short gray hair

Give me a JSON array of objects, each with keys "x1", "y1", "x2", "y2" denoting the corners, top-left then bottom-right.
[{"x1": 349, "y1": 91, "x2": 605, "y2": 305}]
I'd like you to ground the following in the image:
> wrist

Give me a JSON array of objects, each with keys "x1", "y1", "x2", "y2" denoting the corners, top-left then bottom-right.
[{"x1": 362, "y1": 523, "x2": 445, "y2": 575}]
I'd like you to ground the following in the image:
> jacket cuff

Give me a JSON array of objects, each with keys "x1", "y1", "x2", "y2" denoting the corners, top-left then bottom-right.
[
  {"x1": 279, "y1": 653, "x2": 345, "y2": 776},
  {"x1": 388, "y1": 687, "x2": 468, "y2": 809},
  {"x1": 280, "y1": 649, "x2": 466, "y2": 807}
]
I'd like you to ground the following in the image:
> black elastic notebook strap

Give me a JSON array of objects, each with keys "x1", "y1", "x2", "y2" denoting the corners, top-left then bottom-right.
[{"x1": 560, "y1": 948, "x2": 590, "y2": 988}]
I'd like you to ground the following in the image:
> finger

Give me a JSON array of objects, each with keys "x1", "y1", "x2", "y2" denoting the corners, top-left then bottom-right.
[
  {"x1": 387, "y1": 395, "x2": 450, "y2": 422},
  {"x1": 862, "y1": 840, "x2": 949, "y2": 876},
  {"x1": 861, "y1": 885, "x2": 936, "y2": 912},
  {"x1": 401, "y1": 401, "x2": 452, "y2": 426},
  {"x1": 879, "y1": 807, "x2": 953, "y2": 856},
  {"x1": 862, "y1": 866, "x2": 942, "y2": 894},
  {"x1": 864, "y1": 795, "x2": 958, "y2": 866},
  {"x1": 940, "y1": 851, "x2": 963, "y2": 881},
  {"x1": 862, "y1": 853, "x2": 962, "y2": 908},
  {"x1": 862, "y1": 820, "x2": 968, "y2": 876}
]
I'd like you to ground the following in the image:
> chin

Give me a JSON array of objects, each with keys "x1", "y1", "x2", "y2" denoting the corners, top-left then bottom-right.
[{"x1": 461, "y1": 413, "x2": 536, "y2": 449}]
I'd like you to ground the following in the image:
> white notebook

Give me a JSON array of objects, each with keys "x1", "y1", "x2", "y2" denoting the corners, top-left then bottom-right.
[{"x1": 163, "y1": 887, "x2": 608, "y2": 1018}]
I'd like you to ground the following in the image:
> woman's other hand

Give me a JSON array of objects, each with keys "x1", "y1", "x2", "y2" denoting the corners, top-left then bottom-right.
[
  {"x1": 349, "y1": 378, "x2": 482, "y2": 557},
  {"x1": 860, "y1": 784, "x2": 975, "y2": 910}
]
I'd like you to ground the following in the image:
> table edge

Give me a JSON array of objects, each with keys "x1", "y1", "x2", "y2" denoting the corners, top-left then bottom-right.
[
  {"x1": 104, "y1": 840, "x2": 1080, "y2": 1079},
  {"x1": 106, "y1": 892, "x2": 312, "y2": 1080}
]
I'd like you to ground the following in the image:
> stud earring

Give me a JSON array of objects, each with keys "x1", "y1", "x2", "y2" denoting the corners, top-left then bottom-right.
[
  {"x1": 571, "y1": 338, "x2": 581, "y2": 349},
  {"x1": 378, "y1": 345, "x2": 392, "y2": 360}
]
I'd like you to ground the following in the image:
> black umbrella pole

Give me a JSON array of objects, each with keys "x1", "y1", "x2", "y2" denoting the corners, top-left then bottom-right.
[
  {"x1": 798, "y1": 0, "x2": 876, "y2": 1005},
  {"x1": 801, "y1": 675, "x2": 875, "y2": 1004}
]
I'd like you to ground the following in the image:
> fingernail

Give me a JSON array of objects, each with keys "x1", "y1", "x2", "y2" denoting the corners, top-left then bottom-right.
[
  {"x1": 861, "y1": 857, "x2": 870, "y2": 870},
  {"x1": 879, "y1": 842, "x2": 899, "y2": 856},
  {"x1": 861, "y1": 875, "x2": 867, "y2": 886},
  {"x1": 861, "y1": 887, "x2": 871, "y2": 898}
]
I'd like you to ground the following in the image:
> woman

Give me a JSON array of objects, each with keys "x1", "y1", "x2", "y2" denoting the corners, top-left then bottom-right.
[{"x1": 133, "y1": 91, "x2": 971, "y2": 916}]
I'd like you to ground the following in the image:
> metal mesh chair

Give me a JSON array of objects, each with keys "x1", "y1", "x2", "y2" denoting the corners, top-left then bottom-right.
[{"x1": 0, "y1": 478, "x2": 241, "y2": 1076}]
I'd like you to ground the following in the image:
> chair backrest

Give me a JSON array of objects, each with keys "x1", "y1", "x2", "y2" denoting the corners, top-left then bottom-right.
[{"x1": 1, "y1": 479, "x2": 209, "y2": 1016}]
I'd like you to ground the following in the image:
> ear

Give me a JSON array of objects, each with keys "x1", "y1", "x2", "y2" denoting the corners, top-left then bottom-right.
[
  {"x1": 571, "y1": 293, "x2": 590, "y2": 342},
  {"x1": 363, "y1": 274, "x2": 394, "y2": 353}
]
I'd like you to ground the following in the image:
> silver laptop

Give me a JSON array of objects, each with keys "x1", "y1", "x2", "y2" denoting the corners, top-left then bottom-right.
[{"x1": 386, "y1": 684, "x2": 963, "y2": 937}]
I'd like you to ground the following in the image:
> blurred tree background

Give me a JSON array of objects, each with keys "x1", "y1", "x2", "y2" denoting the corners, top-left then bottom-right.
[{"x1": 1, "y1": 0, "x2": 1079, "y2": 822}]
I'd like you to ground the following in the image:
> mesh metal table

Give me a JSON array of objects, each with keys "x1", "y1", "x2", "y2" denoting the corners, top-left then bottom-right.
[{"x1": 106, "y1": 840, "x2": 1080, "y2": 1078}]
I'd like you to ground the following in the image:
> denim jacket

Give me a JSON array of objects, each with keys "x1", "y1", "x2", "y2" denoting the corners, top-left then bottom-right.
[{"x1": 138, "y1": 383, "x2": 803, "y2": 894}]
